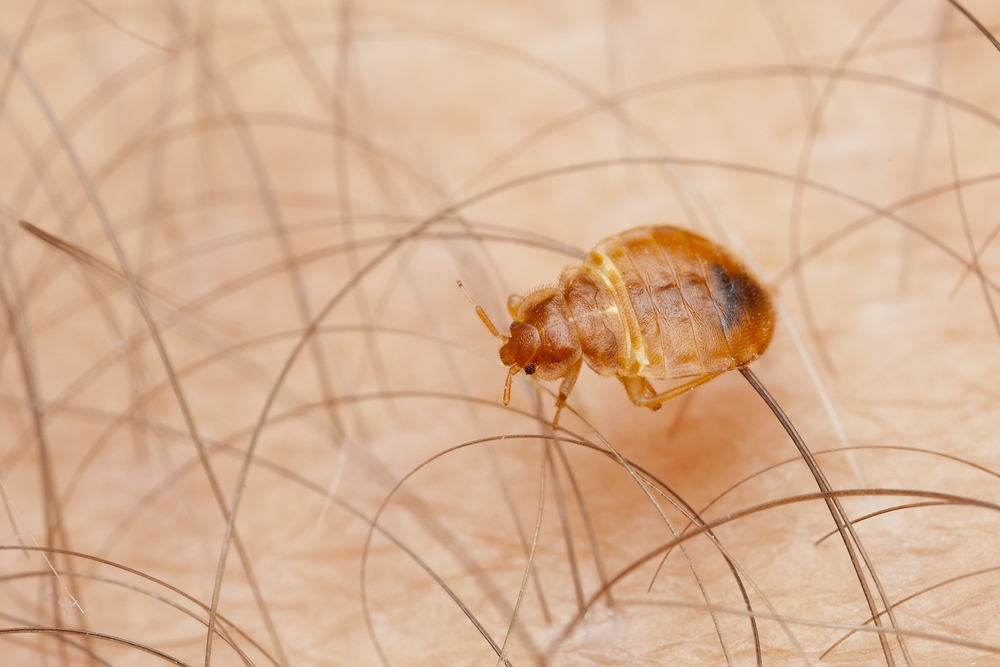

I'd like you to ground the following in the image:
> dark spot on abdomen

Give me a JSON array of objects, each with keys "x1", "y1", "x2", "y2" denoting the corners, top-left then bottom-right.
[{"x1": 709, "y1": 264, "x2": 765, "y2": 331}]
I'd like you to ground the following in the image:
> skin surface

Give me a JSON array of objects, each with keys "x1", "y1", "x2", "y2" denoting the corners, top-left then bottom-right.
[{"x1": 1, "y1": 1, "x2": 1000, "y2": 665}]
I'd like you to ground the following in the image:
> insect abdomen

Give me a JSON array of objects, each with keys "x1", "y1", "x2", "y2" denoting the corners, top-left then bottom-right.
[{"x1": 583, "y1": 226, "x2": 773, "y2": 380}]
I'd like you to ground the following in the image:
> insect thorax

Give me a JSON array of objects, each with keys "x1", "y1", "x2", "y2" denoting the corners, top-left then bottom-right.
[
  {"x1": 559, "y1": 266, "x2": 626, "y2": 378},
  {"x1": 507, "y1": 287, "x2": 582, "y2": 381}
]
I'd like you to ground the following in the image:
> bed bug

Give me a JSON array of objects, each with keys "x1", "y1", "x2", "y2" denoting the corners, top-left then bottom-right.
[{"x1": 460, "y1": 225, "x2": 775, "y2": 425}]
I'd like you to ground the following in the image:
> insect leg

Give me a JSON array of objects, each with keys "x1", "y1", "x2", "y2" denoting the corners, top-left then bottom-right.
[
  {"x1": 621, "y1": 372, "x2": 724, "y2": 411},
  {"x1": 641, "y1": 378, "x2": 658, "y2": 400},
  {"x1": 503, "y1": 365, "x2": 519, "y2": 405},
  {"x1": 507, "y1": 294, "x2": 524, "y2": 318},
  {"x1": 552, "y1": 357, "x2": 583, "y2": 428}
]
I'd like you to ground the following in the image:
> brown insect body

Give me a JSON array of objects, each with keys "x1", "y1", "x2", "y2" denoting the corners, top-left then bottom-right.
[{"x1": 468, "y1": 225, "x2": 774, "y2": 422}]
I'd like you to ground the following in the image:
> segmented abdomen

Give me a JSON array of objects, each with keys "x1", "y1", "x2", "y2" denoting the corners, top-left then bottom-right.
[{"x1": 579, "y1": 226, "x2": 774, "y2": 380}]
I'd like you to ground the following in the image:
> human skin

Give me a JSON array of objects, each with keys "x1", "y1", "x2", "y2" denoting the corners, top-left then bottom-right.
[{"x1": 1, "y1": 1, "x2": 1000, "y2": 665}]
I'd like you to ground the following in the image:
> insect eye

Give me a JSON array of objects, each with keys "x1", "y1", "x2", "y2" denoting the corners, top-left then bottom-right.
[{"x1": 524, "y1": 363, "x2": 536, "y2": 375}]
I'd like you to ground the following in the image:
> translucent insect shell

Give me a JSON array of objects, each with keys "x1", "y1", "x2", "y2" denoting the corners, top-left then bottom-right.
[{"x1": 495, "y1": 225, "x2": 775, "y2": 420}]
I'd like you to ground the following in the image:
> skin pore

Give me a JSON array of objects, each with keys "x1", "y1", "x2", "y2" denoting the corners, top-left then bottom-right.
[{"x1": 1, "y1": 1, "x2": 1000, "y2": 665}]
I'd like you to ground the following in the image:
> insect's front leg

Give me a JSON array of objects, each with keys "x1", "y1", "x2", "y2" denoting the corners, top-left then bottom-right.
[{"x1": 552, "y1": 357, "x2": 582, "y2": 428}]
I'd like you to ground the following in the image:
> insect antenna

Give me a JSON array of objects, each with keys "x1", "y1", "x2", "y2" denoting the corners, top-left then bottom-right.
[
  {"x1": 458, "y1": 281, "x2": 521, "y2": 406},
  {"x1": 457, "y1": 280, "x2": 503, "y2": 338}
]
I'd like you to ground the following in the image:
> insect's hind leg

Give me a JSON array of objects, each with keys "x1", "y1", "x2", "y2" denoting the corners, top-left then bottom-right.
[{"x1": 620, "y1": 372, "x2": 724, "y2": 411}]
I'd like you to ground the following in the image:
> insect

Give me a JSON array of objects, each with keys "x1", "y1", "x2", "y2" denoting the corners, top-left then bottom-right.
[{"x1": 461, "y1": 225, "x2": 775, "y2": 425}]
